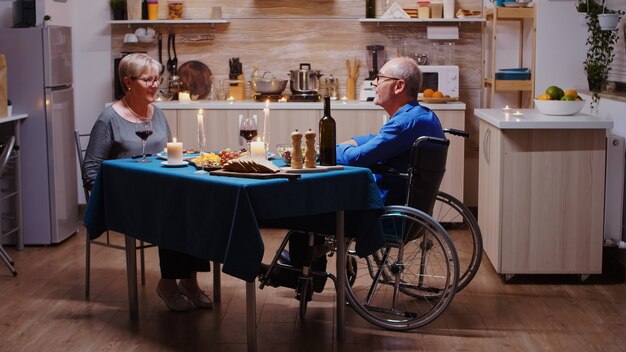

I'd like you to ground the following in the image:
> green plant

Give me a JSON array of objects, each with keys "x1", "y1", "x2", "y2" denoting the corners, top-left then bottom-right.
[
  {"x1": 108, "y1": 0, "x2": 126, "y2": 11},
  {"x1": 579, "y1": 0, "x2": 624, "y2": 109}
]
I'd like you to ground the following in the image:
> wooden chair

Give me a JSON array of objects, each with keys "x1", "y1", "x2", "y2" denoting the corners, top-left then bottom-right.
[{"x1": 74, "y1": 130, "x2": 154, "y2": 297}]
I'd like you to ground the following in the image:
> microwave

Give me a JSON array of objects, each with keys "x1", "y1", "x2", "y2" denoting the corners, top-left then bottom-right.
[{"x1": 419, "y1": 65, "x2": 459, "y2": 99}]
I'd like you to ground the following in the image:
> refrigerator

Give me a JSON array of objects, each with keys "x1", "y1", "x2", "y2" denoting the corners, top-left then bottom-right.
[{"x1": 0, "y1": 26, "x2": 78, "y2": 244}]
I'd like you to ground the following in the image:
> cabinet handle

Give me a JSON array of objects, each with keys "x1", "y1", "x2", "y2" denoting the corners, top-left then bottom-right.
[{"x1": 483, "y1": 128, "x2": 491, "y2": 163}]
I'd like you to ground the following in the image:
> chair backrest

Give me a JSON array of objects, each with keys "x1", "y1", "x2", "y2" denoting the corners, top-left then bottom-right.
[
  {"x1": 405, "y1": 136, "x2": 450, "y2": 215},
  {"x1": 74, "y1": 130, "x2": 91, "y2": 200},
  {"x1": 0, "y1": 136, "x2": 16, "y2": 177}
]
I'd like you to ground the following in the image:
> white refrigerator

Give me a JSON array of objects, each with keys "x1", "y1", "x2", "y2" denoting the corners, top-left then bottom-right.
[{"x1": 0, "y1": 25, "x2": 78, "y2": 244}]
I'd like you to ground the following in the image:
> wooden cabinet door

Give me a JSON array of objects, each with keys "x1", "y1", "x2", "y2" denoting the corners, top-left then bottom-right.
[
  {"x1": 436, "y1": 110, "x2": 465, "y2": 201},
  {"x1": 260, "y1": 109, "x2": 319, "y2": 152},
  {"x1": 177, "y1": 109, "x2": 241, "y2": 151},
  {"x1": 333, "y1": 109, "x2": 386, "y2": 143}
]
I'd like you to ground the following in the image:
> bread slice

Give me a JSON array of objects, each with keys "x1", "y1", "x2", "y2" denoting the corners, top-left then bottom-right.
[{"x1": 223, "y1": 157, "x2": 280, "y2": 173}]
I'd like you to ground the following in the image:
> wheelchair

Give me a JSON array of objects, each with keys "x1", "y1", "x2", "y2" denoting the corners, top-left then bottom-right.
[{"x1": 258, "y1": 129, "x2": 482, "y2": 330}]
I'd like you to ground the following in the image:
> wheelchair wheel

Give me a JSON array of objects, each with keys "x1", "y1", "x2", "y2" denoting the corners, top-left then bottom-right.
[
  {"x1": 345, "y1": 205, "x2": 459, "y2": 331},
  {"x1": 432, "y1": 192, "x2": 483, "y2": 292}
]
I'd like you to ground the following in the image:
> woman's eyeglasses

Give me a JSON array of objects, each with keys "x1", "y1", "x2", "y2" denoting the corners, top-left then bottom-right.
[{"x1": 133, "y1": 76, "x2": 164, "y2": 86}]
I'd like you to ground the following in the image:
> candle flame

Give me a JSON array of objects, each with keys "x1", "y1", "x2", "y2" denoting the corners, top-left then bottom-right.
[
  {"x1": 199, "y1": 108, "x2": 203, "y2": 114},
  {"x1": 173, "y1": 137, "x2": 177, "y2": 143}
]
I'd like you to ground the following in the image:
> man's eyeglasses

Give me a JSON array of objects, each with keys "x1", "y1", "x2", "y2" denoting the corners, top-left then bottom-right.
[
  {"x1": 372, "y1": 74, "x2": 400, "y2": 87},
  {"x1": 133, "y1": 76, "x2": 164, "y2": 86}
]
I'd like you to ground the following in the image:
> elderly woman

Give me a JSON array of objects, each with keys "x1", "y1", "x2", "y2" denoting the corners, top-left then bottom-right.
[{"x1": 83, "y1": 53, "x2": 212, "y2": 312}]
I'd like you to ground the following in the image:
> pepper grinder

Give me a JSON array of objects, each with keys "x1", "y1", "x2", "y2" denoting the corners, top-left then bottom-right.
[
  {"x1": 291, "y1": 130, "x2": 303, "y2": 169},
  {"x1": 304, "y1": 129, "x2": 317, "y2": 168}
]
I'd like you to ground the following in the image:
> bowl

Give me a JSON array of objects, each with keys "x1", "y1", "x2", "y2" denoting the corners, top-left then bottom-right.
[
  {"x1": 136, "y1": 35, "x2": 155, "y2": 43},
  {"x1": 534, "y1": 99, "x2": 585, "y2": 116},
  {"x1": 276, "y1": 144, "x2": 319, "y2": 164},
  {"x1": 250, "y1": 79, "x2": 288, "y2": 94}
]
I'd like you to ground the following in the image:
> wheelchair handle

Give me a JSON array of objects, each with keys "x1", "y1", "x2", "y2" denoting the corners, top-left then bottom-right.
[{"x1": 443, "y1": 128, "x2": 469, "y2": 138}]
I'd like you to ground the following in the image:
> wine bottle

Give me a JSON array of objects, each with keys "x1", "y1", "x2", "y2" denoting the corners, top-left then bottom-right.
[
  {"x1": 366, "y1": 0, "x2": 376, "y2": 18},
  {"x1": 319, "y1": 96, "x2": 336, "y2": 166},
  {"x1": 141, "y1": 0, "x2": 148, "y2": 20}
]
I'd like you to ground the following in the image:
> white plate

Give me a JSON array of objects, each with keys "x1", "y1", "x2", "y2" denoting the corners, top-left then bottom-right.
[
  {"x1": 157, "y1": 152, "x2": 200, "y2": 161},
  {"x1": 161, "y1": 161, "x2": 189, "y2": 167},
  {"x1": 419, "y1": 97, "x2": 459, "y2": 104}
]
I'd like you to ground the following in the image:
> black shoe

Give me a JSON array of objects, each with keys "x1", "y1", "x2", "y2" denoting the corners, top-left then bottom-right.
[
  {"x1": 278, "y1": 250, "x2": 291, "y2": 265},
  {"x1": 258, "y1": 263, "x2": 299, "y2": 289}
]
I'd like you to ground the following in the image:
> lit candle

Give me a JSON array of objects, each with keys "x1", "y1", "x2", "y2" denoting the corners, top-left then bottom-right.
[
  {"x1": 262, "y1": 100, "x2": 270, "y2": 150},
  {"x1": 167, "y1": 138, "x2": 184, "y2": 164},
  {"x1": 278, "y1": 96, "x2": 287, "y2": 103},
  {"x1": 197, "y1": 109, "x2": 205, "y2": 153},
  {"x1": 513, "y1": 110, "x2": 524, "y2": 116},
  {"x1": 341, "y1": 96, "x2": 348, "y2": 104},
  {"x1": 250, "y1": 138, "x2": 266, "y2": 159},
  {"x1": 502, "y1": 105, "x2": 511, "y2": 112},
  {"x1": 227, "y1": 96, "x2": 235, "y2": 103},
  {"x1": 178, "y1": 91, "x2": 191, "y2": 102}
]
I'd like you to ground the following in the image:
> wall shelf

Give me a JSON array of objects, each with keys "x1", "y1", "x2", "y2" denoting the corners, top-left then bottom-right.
[
  {"x1": 110, "y1": 19, "x2": 229, "y2": 25},
  {"x1": 359, "y1": 18, "x2": 485, "y2": 24}
]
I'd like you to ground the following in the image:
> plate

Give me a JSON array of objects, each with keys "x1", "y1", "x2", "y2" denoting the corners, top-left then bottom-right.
[
  {"x1": 419, "y1": 97, "x2": 459, "y2": 104},
  {"x1": 161, "y1": 161, "x2": 189, "y2": 167},
  {"x1": 503, "y1": 2, "x2": 530, "y2": 8},
  {"x1": 188, "y1": 160, "x2": 222, "y2": 171},
  {"x1": 178, "y1": 61, "x2": 213, "y2": 99},
  {"x1": 157, "y1": 152, "x2": 201, "y2": 160}
]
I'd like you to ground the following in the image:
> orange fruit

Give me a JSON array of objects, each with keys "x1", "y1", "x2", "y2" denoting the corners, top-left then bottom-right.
[
  {"x1": 423, "y1": 89, "x2": 434, "y2": 98},
  {"x1": 432, "y1": 91, "x2": 444, "y2": 98},
  {"x1": 537, "y1": 93, "x2": 552, "y2": 100},
  {"x1": 564, "y1": 89, "x2": 578, "y2": 98}
]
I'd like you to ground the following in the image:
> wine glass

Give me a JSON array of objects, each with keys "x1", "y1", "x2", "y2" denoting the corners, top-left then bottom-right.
[
  {"x1": 239, "y1": 115, "x2": 258, "y2": 154},
  {"x1": 135, "y1": 119, "x2": 153, "y2": 163}
]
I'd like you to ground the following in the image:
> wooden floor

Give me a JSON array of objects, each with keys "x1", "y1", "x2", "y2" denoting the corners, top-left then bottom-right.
[{"x1": 1, "y1": 227, "x2": 626, "y2": 352}]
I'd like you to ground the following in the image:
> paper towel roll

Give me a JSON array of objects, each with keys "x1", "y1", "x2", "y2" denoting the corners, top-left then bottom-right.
[{"x1": 443, "y1": 0, "x2": 454, "y2": 19}]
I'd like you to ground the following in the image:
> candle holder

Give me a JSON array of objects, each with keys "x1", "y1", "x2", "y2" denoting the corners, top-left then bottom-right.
[
  {"x1": 513, "y1": 110, "x2": 524, "y2": 116},
  {"x1": 502, "y1": 105, "x2": 511, "y2": 112}
]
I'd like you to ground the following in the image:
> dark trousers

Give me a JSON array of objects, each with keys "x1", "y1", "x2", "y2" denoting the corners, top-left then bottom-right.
[{"x1": 158, "y1": 247, "x2": 211, "y2": 279}]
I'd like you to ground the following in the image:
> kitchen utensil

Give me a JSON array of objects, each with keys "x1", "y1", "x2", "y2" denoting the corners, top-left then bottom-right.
[
  {"x1": 167, "y1": 33, "x2": 174, "y2": 75},
  {"x1": 346, "y1": 58, "x2": 360, "y2": 100},
  {"x1": 178, "y1": 61, "x2": 213, "y2": 99},
  {"x1": 171, "y1": 33, "x2": 178, "y2": 75},
  {"x1": 288, "y1": 63, "x2": 323, "y2": 95},
  {"x1": 157, "y1": 33, "x2": 163, "y2": 75},
  {"x1": 249, "y1": 78, "x2": 288, "y2": 95}
]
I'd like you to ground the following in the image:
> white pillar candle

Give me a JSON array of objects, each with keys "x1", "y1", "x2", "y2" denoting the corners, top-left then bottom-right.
[
  {"x1": 178, "y1": 91, "x2": 191, "y2": 102},
  {"x1": 250, "y1": 138, "x2": 266, "y2": 159},
  {"x1": 167, "y1": 137, "x2": 184, "y2": 164},
  {"x1": 197, "y1": 109, "x2": 205, "y2": 153}
]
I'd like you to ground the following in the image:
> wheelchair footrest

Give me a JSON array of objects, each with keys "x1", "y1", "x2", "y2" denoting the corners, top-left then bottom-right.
[{"x1": 258, "y1": 263, "x2": 329, "y2": 293}]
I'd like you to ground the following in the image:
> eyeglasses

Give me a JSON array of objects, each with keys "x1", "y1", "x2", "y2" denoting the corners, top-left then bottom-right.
[
  {"x1": 372, "y1": 74, "x2": 400, "y2": 87},
  {"x1": 132, "y1": 76, "x2": 164, "y2": 86}
]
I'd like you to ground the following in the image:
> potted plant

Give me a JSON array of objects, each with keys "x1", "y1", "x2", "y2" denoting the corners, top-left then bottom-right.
[
  {"x1": 578, "y1": 0, "x2": 624, "y2": 109},
  {"x1": 109, "y1": 0, "x2": 127, "y2": 21}
]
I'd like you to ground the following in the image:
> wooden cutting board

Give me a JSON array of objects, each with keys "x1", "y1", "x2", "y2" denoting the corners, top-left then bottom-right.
[{"x1": 209, "y1": 170, "x2": 301, "y2": 180}]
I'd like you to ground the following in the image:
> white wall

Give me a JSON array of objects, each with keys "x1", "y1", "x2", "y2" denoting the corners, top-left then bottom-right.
[{"x1": 43, "y1": 0, "x2": 71, "y2": 26}]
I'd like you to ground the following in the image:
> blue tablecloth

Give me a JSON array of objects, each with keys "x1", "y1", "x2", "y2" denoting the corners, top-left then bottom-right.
[{"x1": 83, "y1": 157, "x2": 385, "y2": 282}]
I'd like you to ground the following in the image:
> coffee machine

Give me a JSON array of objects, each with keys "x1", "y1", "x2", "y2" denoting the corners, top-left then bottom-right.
[{"x1": 360, "y1": 45, "x2": 386, "y2": 101}]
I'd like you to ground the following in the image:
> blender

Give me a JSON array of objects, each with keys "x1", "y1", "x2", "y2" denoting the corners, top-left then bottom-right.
[{"x1": 360, "y1": 45, "x2": 386, "y2": 101}]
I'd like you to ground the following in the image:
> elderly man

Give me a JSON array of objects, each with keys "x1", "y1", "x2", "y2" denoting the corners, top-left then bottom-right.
[{"x1": 336, "y1": 56, "x2": 445, "y2": 205}]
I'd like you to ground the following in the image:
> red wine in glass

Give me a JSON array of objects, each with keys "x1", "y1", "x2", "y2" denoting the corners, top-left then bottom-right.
[
  {"x1": 135, "y1": 120, "x2": 153, "y2": 163},
  {"x1": 239, "y1": 129, "x2": 258, "y2": 142}
]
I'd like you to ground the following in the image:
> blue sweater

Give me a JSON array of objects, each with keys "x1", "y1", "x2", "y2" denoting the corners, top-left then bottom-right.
[{"x1": 336, "y1": 101, "x2": 444, "y2": 204}]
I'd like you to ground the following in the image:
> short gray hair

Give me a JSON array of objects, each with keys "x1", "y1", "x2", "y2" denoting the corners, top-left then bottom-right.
[
  {"x1": 386, "y1": 57, "x2": 422, "y2": 97},
  {"x1": 118, "y1": 53, "x2": 162, "y2": 90}
]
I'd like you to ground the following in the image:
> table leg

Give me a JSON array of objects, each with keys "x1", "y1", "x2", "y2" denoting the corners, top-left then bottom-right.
[
  {"x1": 125, "y1": 235, "x2": 138, "y2": 320},
  {"x1": 336, "y1": 210, "x2": 345, "y2": 342},
  {"x1": 213, "y1": 261, "x2": 221, "y2": 303},
  {"x1": 246, "y1": 280, "x2": 257, "y2": 352}
]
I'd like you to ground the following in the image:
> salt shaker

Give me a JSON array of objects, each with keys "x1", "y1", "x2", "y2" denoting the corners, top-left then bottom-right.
[
  {"x1": 304, "y1": 129, "x2": 317, "y2": 168},
  {"x1": 291, "y1": 130, "x2": 303, "y2": 169}
]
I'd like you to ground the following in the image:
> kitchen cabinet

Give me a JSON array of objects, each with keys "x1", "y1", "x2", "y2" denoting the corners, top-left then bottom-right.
[
  {"x1": 482, "y1": 6, "x2": 535, "y2": 108},
  {"x1": 476, "y1": 109, "x2": 611, "y2": 276}
]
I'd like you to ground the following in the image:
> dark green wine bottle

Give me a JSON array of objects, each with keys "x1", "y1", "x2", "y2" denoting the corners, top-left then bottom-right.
[
  {"x1": 366, "y1": 0, "x2": 376, "y2": 18},
  {"x1": 319, "y1": 96, "x2": 336, "y2": 166}
]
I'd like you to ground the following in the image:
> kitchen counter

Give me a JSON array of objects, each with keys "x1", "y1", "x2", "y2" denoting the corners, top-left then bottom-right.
[
  {"x1": 155, "y1": 100, "x2": 467, "y2": 111},
  {"x1": 476, "y1": 108, "x2": 610, "y2": 277},
  {"x1": 474, "y1": 108, "x2": 614, "y2": 129}
]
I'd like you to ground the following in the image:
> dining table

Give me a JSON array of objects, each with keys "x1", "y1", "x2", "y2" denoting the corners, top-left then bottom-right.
[{"x1": 83, "y1": 156, "x2": 385, "y2": 351}]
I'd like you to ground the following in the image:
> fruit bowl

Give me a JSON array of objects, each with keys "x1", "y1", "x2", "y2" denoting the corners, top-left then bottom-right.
[
  {"x1": 276, "y1": 144, "x2": 319, "y2": 164},
  {"x1": 534, "y1": 99, "x2": 585, "y2": 116}
]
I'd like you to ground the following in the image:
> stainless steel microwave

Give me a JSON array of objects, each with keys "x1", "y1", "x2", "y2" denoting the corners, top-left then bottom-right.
[{"x1": 419, "y1": 65, "x2": 459, "y2": 99}]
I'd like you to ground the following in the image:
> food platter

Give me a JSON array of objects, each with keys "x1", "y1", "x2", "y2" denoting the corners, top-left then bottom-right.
[
  {"x1": 503, "y1": 1, "x2": 531, "y2": 8},
  {"x1": 419, "y1": 97, "x2": 459, "y2": 104},
  {"x1": 188, "y1": 159, "x2": 222, "y2": 171}
]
